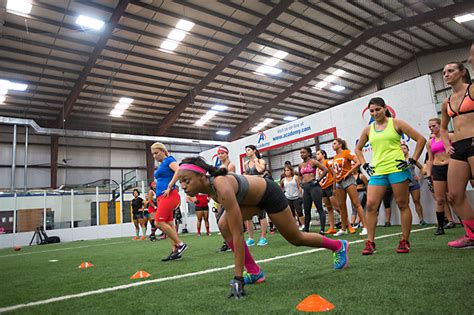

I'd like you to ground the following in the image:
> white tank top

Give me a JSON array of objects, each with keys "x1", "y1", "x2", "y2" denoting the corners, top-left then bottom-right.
[{"x1": 283, "y1": 176, "x2": 300, "y2": 200}]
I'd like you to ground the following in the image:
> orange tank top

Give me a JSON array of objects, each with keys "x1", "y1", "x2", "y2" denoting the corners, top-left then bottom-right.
[
  {"x1": 317, "y1": 159, "x2": 334, "y2": 189},
  {"x1": 447, "y1": 84, "x2": 474, "y2": 118},
  {"x1": 332, "y1": 150, "x2": 354, "y2": 182}
]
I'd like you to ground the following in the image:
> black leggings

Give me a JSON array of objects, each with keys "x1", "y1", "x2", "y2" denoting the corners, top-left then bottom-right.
[
  {"x1": 302, "y1": 182, "x2": 325, "y2": 232},
  {"x1": 287, "y1": 198, "x2": 303, "y2": 218}
]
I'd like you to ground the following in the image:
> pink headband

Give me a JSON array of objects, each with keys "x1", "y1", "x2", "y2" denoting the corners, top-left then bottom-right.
[
  {"x1": 217, "y1": 147, "x2": 228, "y2": 154},
  {"x1": 180, "y1": 164, "x2": 207, "y2": 174}
]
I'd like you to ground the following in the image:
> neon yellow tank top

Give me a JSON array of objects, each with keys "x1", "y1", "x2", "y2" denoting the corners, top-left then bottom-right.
[{"x1": 368, "y1": 118, "x2": 404, "y2": 175}]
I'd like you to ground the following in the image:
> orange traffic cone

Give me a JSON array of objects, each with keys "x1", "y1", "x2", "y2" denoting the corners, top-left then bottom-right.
[
  {"x1": 130, "y1": 270, "x2": 151, "y2": 279},
  {"x1": 296, "y1": 294, "x2": 335, "y2": 312},
  {"x1": 78, "y1": 262, "x2": 94, "y2": 269}
]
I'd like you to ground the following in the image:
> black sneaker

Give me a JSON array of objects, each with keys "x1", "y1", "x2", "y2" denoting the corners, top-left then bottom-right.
[
  {"x1": 217, "y1": 243, "x2": 231, "y2": 253},
  {"x1": 150, "y1": 235, "x2": 156, "y2": 241},
  {"x1": 444, "y1": 221, "x2": 455, "y2": 229},
  {"x1": 434, "y1": 227, "x2": 445, "y2": 236},
  {"x1": 161, "y1": 251, "x2": 174, "y2": 262},
  {"x1": 168, "y1": 250, "x2": 183, "y2": 261},
  {"x1": 175, "y1": 243, "x2": 188, "y2": 256}
]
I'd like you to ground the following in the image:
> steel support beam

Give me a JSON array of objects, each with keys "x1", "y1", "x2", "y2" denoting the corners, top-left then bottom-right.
[
  {"x1": 54, "y1": 0, "x2": 129, "y2": 128},
  {"x1": 229, "y1": 1, "x2": 474, "y2": 140},
  {"x1": 154, "y1": 0, "x2": 293, "y2": 136}
]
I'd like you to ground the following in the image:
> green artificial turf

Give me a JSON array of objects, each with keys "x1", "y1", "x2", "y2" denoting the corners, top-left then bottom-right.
[{"x1": 0, "y1": 225, "x2": 472, "y2": 314}]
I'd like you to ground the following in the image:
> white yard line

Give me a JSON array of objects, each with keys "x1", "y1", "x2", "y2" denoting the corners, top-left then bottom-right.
[
  {"x1": 0, "y1": 241, "x2": 129, "y2": 258},
  {"x1": 0, "y1": 227, "x2": 434, "y2": 313}
]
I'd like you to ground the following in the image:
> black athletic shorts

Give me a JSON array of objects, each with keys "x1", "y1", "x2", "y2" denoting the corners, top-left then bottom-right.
[
  {"x1": 451, "y1": 137, "x2": 474, "y2": 162},
  {"x1": 432, "y1": 164, "x2": 448, "y2": 182},
  {"x1": 321, "y1": 186, "x2": 333, "y2": 198},
  {"x1": 256, "y1": 178, "x2": 288, "y2": 214},
  {"x1": 195, "y1": 206, "x2": 209, "y2": 212},
  {"x1": 132, "y1": 211, "x2": 144, "y2": 220}
]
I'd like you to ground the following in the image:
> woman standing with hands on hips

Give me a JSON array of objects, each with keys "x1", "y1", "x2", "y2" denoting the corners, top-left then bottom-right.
[{"x1": 355, "y1": 97, "x2": 426, "y2": 255}]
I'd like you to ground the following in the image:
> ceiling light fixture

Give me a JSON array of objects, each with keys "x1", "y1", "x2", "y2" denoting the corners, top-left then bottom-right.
[
  {"x1": 256, "y1": 65, "x2": 282, "y2": 75},
  {"x1": 0, "y1": 80, "x2": 28, "y2": 91},
  {"x1": 313, "y1": 81, "x2": 328, "y2": 90},
  {"x1": 264, "y1": 58, "x2": 280, "y2": 67},
  {"x1": 119, "y1": 97, "x2": 134, "y2": 104},
  {"x1": 283, "y1": 116, "x2": 297, "y2": 121},
  {"x1": 333, "y1": 69, "x2": 345, "y2": 76},
  {"x1": 216, "y1": 130, "x2": 230, "y2": 135},
  {"x1": 6, "y1": 0, "x2": 32, "y2": 15},
  {"x1": 195, "y1": 119, "x2": 207, "y2": 126},
  {"x1": 168, "y1": 29, "x2": 186, "y2": 41},
  {"x1": 454, "y1": 13, "x2": 474, "y2": 23},
  {"x1": 0, "y1": 89, "x2": 8, "y2": 95},
  {"x1": 212, "y1": 104, "x2": 228, "y2": 111},
  {"x1": 160, "y1": 40, "x2": 178, "y2": 52},
  {"x1": 330, "y1": 85, "x2": 346, "y2": 92},
  {"x1": 176, "y1": 19, "x2": 195, "y2": 31},
  {"x1": 76, "y1": 15, "x2": 105, "y2": 30},
  {"x1": 115, "y1": 103, "x2": 130, "y2": 110},
  {"x1": 110, "y1": 109, "x2": 124, "y2": 117},
  {"x1": 273, "y1": 50, "x2": 288, "y2": 59}
]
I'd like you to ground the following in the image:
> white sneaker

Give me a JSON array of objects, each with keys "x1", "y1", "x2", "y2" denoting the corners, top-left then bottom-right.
[
  {"x1": 334, "y1": 229, "x2": 347, "y2": 236},
  {"x1": 359, "y1": 228, "x2": 368, "y2": 236},
  {"x1": 298, "y1": 226, "x2": 304, "y2": 231}
]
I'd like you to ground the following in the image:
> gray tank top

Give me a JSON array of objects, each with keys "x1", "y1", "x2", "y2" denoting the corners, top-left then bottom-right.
[
  {"x1": 209, "y1": 173, "x2": 249, "y2": 203},
  {"x1": 282, "y1": 176, "x2": 300, "y2": 200}
]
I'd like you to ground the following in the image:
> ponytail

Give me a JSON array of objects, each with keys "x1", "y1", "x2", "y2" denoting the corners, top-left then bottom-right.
[
  {"x1": 334, "y1": 138, "x2": 348, "y2": 150},
  {"x1": 245, "y1": 144, "x2": 262, "y2": 159},
  {"x1": 180, "y1": 157, "x2": 228, "y2": 177}
]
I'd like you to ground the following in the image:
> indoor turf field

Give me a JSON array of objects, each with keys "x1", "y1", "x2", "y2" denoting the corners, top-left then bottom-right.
[{"x1": 1, "y1": 225, "x2": 472, "y2": 314}]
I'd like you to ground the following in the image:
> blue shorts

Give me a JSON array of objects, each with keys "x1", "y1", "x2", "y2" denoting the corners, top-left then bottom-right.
[{"x1": 368, "y1": 169, "x2": 412, "y2": 187}]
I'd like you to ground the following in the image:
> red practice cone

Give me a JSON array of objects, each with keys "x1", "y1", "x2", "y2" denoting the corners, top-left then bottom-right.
[
  {"x1": 130, "y1": 270, "x2": 151, "y2": 279},
  {"x1": 78, "y1": 262, "x2": 94, "y2": 269},
  {"x1": 296, "y1": 294, "x2": 335, "y2": 312}
]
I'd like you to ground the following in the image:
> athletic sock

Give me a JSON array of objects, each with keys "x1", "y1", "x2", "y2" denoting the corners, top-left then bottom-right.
[
  {"x1": 462, "y1": 219, "x2": 474, "y2": 240},
  {"x1": 205, "y1": 226, "x2": 210, "y2": 234},
  {"x1": 135, "y1": 228, "x2": 139, "y2": 237},
  {"x1": 321, "y1": 236, "x2": 343, "y2": 252},
  {"x1": 436, "y1": 212, "x2": 445, "y2": 229},
  {"x1": 227, "y1": 241, "x2": 260, "y2": 274}
]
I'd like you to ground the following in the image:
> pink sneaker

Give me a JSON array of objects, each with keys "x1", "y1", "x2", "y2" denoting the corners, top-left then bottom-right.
[{"x1": 448, "y1": 235, "x2": 474, "y2": 249}]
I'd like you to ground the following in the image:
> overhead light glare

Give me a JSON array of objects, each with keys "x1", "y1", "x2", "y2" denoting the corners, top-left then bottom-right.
[
  {"x1": 0, "y1": 89, "x2": 8, "y2": 96},
  {"x1": 115, "y1": 103, "x2": 130, "y2": 110},
  {"x1": 0, "y1": 80, "x2": 28, "y2": 91},
  {"x1": 324, "y1": 75, "x2": 337, "y2": 83},
  {"x1": 195, "y1": 119, "x2": 207, "y2": 126},
  {"x1": 216, "y1": 130, "x2": 230, "y2": 135},
  {"x1": 454, "y1": 13, "x2": 474, "y2": 23},
  {"x1": 6, "y1": 0, "x2": 32, "y2": 15},
  {"x1": 168, "y1": 29, "x2": 186, "y2": 41},
  {"x1": 212, "y1": 104, "x2": 228, "y2": 111},
  {"x1": 313, "y1": 81, "x2": 328, "y2": 90},
  {"x1": 251, "y1": 127, "x2": 261, "y2": 133},
  {"x1": 176, "y1": 19, "x2": 195, "y2": 31},
  {"x1": 283, "y1": 116, "x2": 297, "y2": 121},
  {"x1": 0, "y1": 96, "x2": 6, "y2": 104},
  {"x1": 110, "y1": 109, "x2": 124, "y2": 117},
  {"x1": 160, "y1": 40, "x2": 178, "y2": 51},
  {"x1": 330, "y1": 85, "x2": 346, "y2": 92},
  {"x1": 256, "y1": 65, "x2": 282, "y2": 75},
  {"x1": 333, "y1": 69, "x2": 345, "y2": 76},
  {"x1": 76, "y1": 15, "x2": 105, "y2": 30},
  {"x1": 273, "y1": 50, "x2": 288, "y2": 59},
  {"x1": 119, "y1": 97, "x2": 133, "y2": 104},
  {"x1": 263, "y1": 118, "x2": 273, "y2": 123},
  {"x1": 264, "y1": 58, "x2": 280, "y2": 67}
]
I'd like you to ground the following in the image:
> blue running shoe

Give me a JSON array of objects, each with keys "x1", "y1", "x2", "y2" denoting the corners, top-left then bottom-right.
[
  {"x1": 246, "y1": 238, "x2": 255, "y2": 247},
  {"x1": 257, "y1": 237, "x2": 268, "y2": 246},
  {"x1": 333, "y1": 240, "x2": 349, "y2": 270},
  {"x1": 243, "y1": 269, "x2": 266, "y2": 285}
]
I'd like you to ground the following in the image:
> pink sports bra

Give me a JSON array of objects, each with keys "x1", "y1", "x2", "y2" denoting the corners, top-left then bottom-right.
[
  {"x1": 430, "y1": 137, "x2": 446, "y2": 155},
  {"x1": 300, "y1": 161, "x2": 316, "y2": 175}
]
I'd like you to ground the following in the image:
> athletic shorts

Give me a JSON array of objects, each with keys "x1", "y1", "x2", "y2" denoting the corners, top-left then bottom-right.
[
  {"x1": 155, "y1": 189, "x2": 181, "y2": 222},
  {"x1": 143, "y1": 210, "x2": 149, "y2": 219},
  {"x1": 368, "y1": 169, "x2": 412, "y2": 187},
  {"x1": 132, "y1": 211, "x2": 144, "y2": 220},
  {"x1": 336, "y1": 175, "x2": 356, "y2": 190},
  {"x1": 321, "y1": 186, "x2": 334, "y2": 198},
  {"x1": 409, "y1": 182, "x2": 420, "y2": 191},
  {"x1": 195, "y1": 206, "x2": 209, "y2": 212},
  {"x1": 256, "y1": 178, "x2": 288, "y2": 214},
  {"x1": 432, "y1": 164, "x2": 448, "y2": 182},
  {"x1": 451, "y1": 137, "x2": 474, "y2": 162}
]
